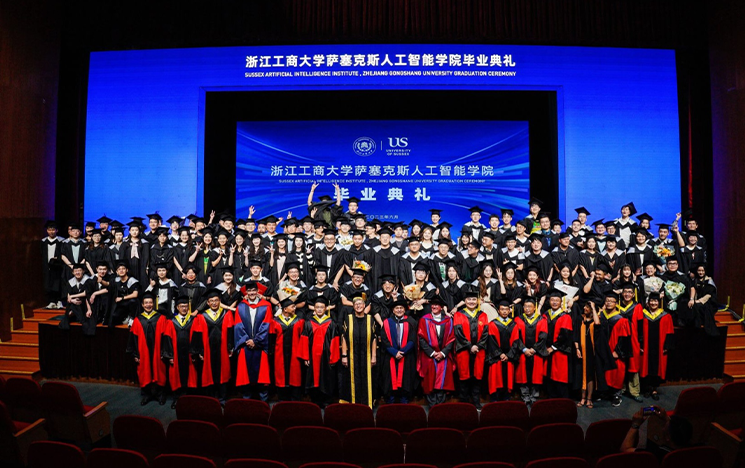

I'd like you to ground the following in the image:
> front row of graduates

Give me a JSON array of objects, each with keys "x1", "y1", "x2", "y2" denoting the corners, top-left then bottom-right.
[{"x1": 126, "y1": 279, "x2": 675, "y2": 408}]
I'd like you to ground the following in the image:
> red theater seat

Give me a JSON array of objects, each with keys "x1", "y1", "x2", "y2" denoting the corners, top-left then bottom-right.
[
  {"x1": 525, "y1": 423, "x2": 584, "y2": 461},
  {"x1": 529, "y1": 399, "x2": 577, "y2": 428},
  {"x1": 584, "y1": 419, "x2": 632, "y2": 462},
  {"x1": 41, "y1": 381, "x2": 110, "y2": 444},
  {"x1": 375, "y1": 404, "x2": 427, "y2": 439},
  {"x1": 660, "y1": 445, "x2": 723, "y2": 468},
  {"x1": 525, "y1": 457, "x2": 590, "y2": 468},
  {"x1": 406, "y1": 428, "x2": 467, "y2": 468},
  {"x1": 0, "y1": 400, "x2": 47, "y2": 466},
  {"x1": 27, "y1": 441, "x2": 86, "y2": 468},
  {"x1": 282, "y1": 426, "x2": 343, "y2": 468},
  {"x1": 596, "y1": 452, "x2": 659, "y2": 468},
  {"x1": 166, "y1": 420, "x2": 222, "y2": 460},
  {"x1": 152, "y1": 454, "x2": 216, "y2": 468},
  {"x1": 648, "y1": 386, "x2": 718, "y2": 444},
  {"x1": 222, "y1": 423, "x2": 282, "y2": 461},
  {"x1": 324, "y1": 403, "x2": 374, "y2": 435},
  {"x1": 269, "y1": 402, "x2": 323, "y2": 433},
  {"x1": 479, "y1": 401, "x2": 530, "y2": 431},
  {"x1": 175, "y1": 395, "x2": 224, "y2": 427},
  {"x1": 113, "y1": 415, "x2": 166, "y2": 462},
  {"x1": 343, "y1": 427, "x2": 404, "y2": 467},
  {"x1": 428, "y1": 402, "x2": 479, "y2": 433},
  {"x1": 467, "y1": 426, "x2": 525, "y2": 465},
  {"x1": 88, "y1": 448, "x2": 150, "y2": 468},
  {"x1": 224, "y1": 398, "x2": 271, "y2": 426},
  {"x1": 2, "y1": 377, "x2": 44, "y2": 423},
  {"x1": 715, "y1": 382, "x2": 745, "y2": 431}
]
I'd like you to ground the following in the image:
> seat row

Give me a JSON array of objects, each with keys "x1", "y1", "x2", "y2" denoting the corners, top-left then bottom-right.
[
  {"x1": 25, "y1": 441, "x2": 725, "y2": 468},
  {"x1": 175, "y1": 396, "x2": 577, "y2": 434},
  {"x1": 115, "y1": 416, "x2": 639, "y2": 467}
]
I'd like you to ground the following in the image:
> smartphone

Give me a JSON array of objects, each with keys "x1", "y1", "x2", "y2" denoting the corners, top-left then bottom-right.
[{"x1": 642, "y1": 406, "x2": 657, "y2": 416}]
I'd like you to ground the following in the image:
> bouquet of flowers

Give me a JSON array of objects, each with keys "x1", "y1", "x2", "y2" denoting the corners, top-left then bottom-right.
[
  {"x1": 403, "y1": 284, "x2": 425, "y2": 310},
  {"x1": 655, "y1": 244, "x2": 675, "y2": 264},
  {"x1": 643, "y1": 276, "x2": 665, "y2": 296},
  {"x1": 277, "y1": 282, "x2": 301, "y2": 301},
  {"x1": 352, "y1": 260, "x2": 372, "y2": 272},
  {"x1": 664, "y1": 281, "x2": 686, "y2": 311},
  {"x1": 339, "y1": 237, "x2": 354, "y2": 247}
]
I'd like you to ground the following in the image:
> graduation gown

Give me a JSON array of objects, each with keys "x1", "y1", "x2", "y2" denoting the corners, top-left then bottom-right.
[
  {"x1": 269, "y1": 313, "x2": 305, "y2": 388},
  {"x1": 339, "y1": 314, "x2": 377, "y2": 406},
  {"x1": 453, "y1": 309, "x2": 489, "y2": 380},
  {"x1": 551, "y1": 245, "x2": 580, "y2": 270},
  {"x1": 370, "y1": 245, "x2": 402, "y2": 290},
  {"x1": 126, "y1": 311, "x2": 169, "y2": 388},
  {"x1": 146, "y1": 279, "x2": 178, "y2": 319},
  {"x1": 59, "y1": 275, "x2": 92, "y2": 331},
  {"x1": 41, "y1": 237, "x2": 63, "y2": 294},
  {"x1": 441, "y1": 279, "x2": 468, "y2": 312},
  {"x1": 234, "y1": 299, "x2": 272, "y2": 386},
  {"x1": 460, "y1": 253, "x2": 485, "y2": 283},
  {"x1": 109, "y1": 276, "x2": 140, "y2": 325},
  {"x1": 87, "y1": 275, "x2": 114, "y2": 333},
  {"x1": 486, "y1": 318, "x2": 521, "y2": 393},
  {"x1": 429, "y1": 252, "x2": 460, "y2": 288},
  {"x1": 149, "y1": 243, "x2": 176, "y2": 279},
  {"x1": 600, "y1": 310, "x2": 631, "y2": 390},
  {"x1": 417, "y1": 313, "x2": 456, "y2": 393},
  {"x1": 380, "y1": 315, "x2": 418, "y2": 394},
  {"x1": 618, "y1": 301, "x2": 643, "y2": 373},
  {"x1": 370, "y1": 290, "x2": 396, "y2": 323},
  {"x1": 544, "y1": 309, "x2": 573, "y2": 383},
  {"x1": 189, "y1": 308, "x2": 234, "y2": 387},
  {"x1": 313, "y1": 246, "x2": 346, "y2": 282},
  {"x1": 305, "y1": 284, "x2": 339, "y2": 321},
  {"x1": 524, "y1": 250, "x2": 554, "y2": 281},
  {"x1": 161, "y1": 314, "x2": 194, "y2": 390},
  {"x1": 298, "y1": 314, "x2": 340, "y2": 395},
  {"x1": 338, "y1": 281, "x2": 370, "y2": 324},
  {"x1": 515, "y1": 313, "x2": 548, "y2": 385},
  {"x1": 571, "y1": 315, "x2": 612, "y2": 391},
  {"x1": 122, "y1": 239, "x2": 150, "y2": 285},
  {"x1": 179, "y1": 280, "x2": 207, "y2": 313},
  {"x1": 633, "y1": 308, "x2": 675, "y2": 382},
  {"x1": 602, "y1": 251, "x2": 627, "y2": 278}
]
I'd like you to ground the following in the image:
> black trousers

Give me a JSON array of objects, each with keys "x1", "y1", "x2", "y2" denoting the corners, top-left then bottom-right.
[{"x1": 546, "y1": 379, "x2": 569, "y2": 398}]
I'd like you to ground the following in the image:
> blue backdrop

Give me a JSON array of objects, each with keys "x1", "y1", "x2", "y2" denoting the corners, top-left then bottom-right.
[
  {"x1": 236, "y1": 120, "x2": 529, "y2": 222},
  {"x1": 84, "y1": 44, "x2": 680, "y2": 224}
]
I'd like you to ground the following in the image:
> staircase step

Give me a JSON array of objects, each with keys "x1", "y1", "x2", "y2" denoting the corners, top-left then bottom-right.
[
  {"x1": 0, "y1": 343, "x2": 38, "y2": 359},
  {"x1": 0, "y1": 370, "x2": 41, "y2": 381},
  {"x1": 9, "y1": 331, "x2": 39, "y2": 344},
  {"x1": 717, "y1": 310, "x2": 736, "y2": 319},
  {"x1": 16, "y1": 321, "x2": 40, "y2": 332},
  {"x1": 30, "y1": 309, "x2": 64, "y2": 320},
  {"x1": 0, "y1": 359, "x2": 40, "y2": 373},
  {"x1": 727, "y1": 334, "x2": 745, "y2": 347}
]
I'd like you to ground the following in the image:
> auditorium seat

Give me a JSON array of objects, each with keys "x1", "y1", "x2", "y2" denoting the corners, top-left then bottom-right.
[
  {"x1": 524, "y1": 457, "x2": 590, "y2": 468},
  {"x1": 88, "y1": 448, "x2": 150, "y2": 468},
  {"x1": 648, "y1": 386, "x2": 718, "y2": 444},
  {"x1": 583, "y1": 419, "x2": 632, "y2": 463},
  {"x1": 224, "y1": 398, "x2": 271, "y2": 426},
  {"x1": 166, "y1": 420, "x2": 223, "y2": 461},
  {"x1": 659, "y1": 445, "x2": 723, "y2": 468},
  {"x1": 375, "y1": 403, "x2": 427, "y2": 439},
  {"x1": 528, "y1": 399, "x2": 577, "y2": 428},
  {"x1": 225, "y1": 460, "x2": 288, "y2": 468},
  {"x1": 176, "y1": 395, "x2": 224, "y2": 428},
  {"x1": 299, "y1": 463, "x2": 363, "y2": 468},
  {"x1": 27, "y1": 441, "x2": 86, "y2": 468},
  {"x1": 324, "y1": 403, "x2": 375, "y2": 435},
  {"x1": 342, "y1": 427, "x2": 404, "y2": 467},
  {"x1": 113, "y1": 415, "x2": 166, "y2": 462},
  {"x1": 427, "y1": 402, "x2": 479, "y2": 433},
  {"x1": 41, "y1": 381, "x2": 110, "y2": 445},
  {"x1": 378, "y1": 465, "x2": 437, "y2": 468},
  {"x1": 0, "y1": 400, "x2": 47, "y2": 466},
  {"x1": 222, "y1": 423, "x2": 282, "y2": 461},
  {"x1": 479, "y1": 401, "x2": 530, "y2": 431},
  {"x1": 595, "y1": 452, "x2": 659, "y2": 468},
  {"x1": 2, "y1": 377, "x2": 44, "y2": 423},
  {"x1": 152, "y1": 454, "x2": 216, "y2": 468},
  {"x1": 525, "y1": 423, "x2": 584, "y2": 461},
  {"x1": 715, "y1": 382, "x2": 745, "y2": 431},
  {"x1": 453, "y1": 463, "x2": 516, "y2": 468},
  {"x1": 466, "y1": 426, "x2": 525, "y2": 465},
  {"x1": 281, "y1": 426, "x2": 343, "y2": 468},
  {"x1": 705, "y1": 422, "x2": 743, "y2": 468},
  {"x1": 406, "y1": 428, "x2": 467, "y2": 468},
  {"x1": 269, "y1": 401, "x2": 324, "y2": 433}
]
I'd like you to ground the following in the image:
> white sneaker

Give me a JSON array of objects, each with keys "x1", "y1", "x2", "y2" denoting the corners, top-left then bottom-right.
[
  {"x1": 46, "y1": 302, "x2": 56, "y2": 309},
  {"x1": 127, "y1": 318, "x2": 134, "y2": 327},
  {"x1": 56, "y1": 301, "x2": 64, "y2": 309}
]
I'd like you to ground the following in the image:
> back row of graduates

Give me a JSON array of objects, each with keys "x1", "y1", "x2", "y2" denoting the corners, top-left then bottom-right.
[{"x1": 126, "y1": 265, "x2": 675, "y2": 410}]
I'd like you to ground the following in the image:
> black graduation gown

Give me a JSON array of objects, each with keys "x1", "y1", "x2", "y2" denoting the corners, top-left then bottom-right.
[
  {"x1": 41, "y1": 237, "x2": 64, "y2": 295},
  {"x1": 338, "y1": 245, "x2": 374, "y2": 288},
  {"x1": 398, "y1": 253, "x2": 430, "y2": 285},
  {"x1": 551, "y1": 245, "x2": 580, "y2": 270},
  {"x1": 626, "y1": 244, "x2": 658, "y2": 273},
  {"x1": 195, "y1": 248, "x2": 219, "y2": 285},
  {"x1": 60, "y1": 239, "x2": 87, "y2": 280},
  {"x1": 313, "y1": 246, "x2": 346, "y2": 282},
  {"x1": 148, "y1": 279, "x2": 179, "y2": 319},
  {"x1": 370, "y1": 245, "x2": 402, "y2": 290},
  {"x1": 305, "y1": 284, "x2": 339, "y2": 321},
  {"x1": 380, "y1": 315, "x2": 418, "y2": 395},
  {"x1": 59, "y1": 276, "x2": 92, "y2": 331},
  {"x1": 300, "y1": 316, "x2": 340, "y2": 395},
  {"x1": 87, "y1": 274, "x2": 114, "y2": 333},
  {"x1": 338, "y1": 281, "x2": 371, "y2": 325},
  {"x1": 179, "y1": 281, "x2": 207, "y2": 313},
  {"x1": 122, "y1": 239, "x2": 150, "y2": 285},
  {"x1": 692, "y1": 277, "x2": 720, "y2": 336},
  {"x1": 678, "y1": 245, "x2": 706, "y2": 274},
  {"x1": 84, "y1": 245, "x2": 111, "y2": 273},
  {"x1": 571, "y1": 316, "x2": 612, "y2": 391},
  {"x1": 460, "y1": 252, "x2": 485, "y2": 283},
  {"x1": 602, "y1": 251, "x2": 627, "y2": 279},
  {"x1": 370, "y1": 290, "x2": 396, "y2": 324},
  {"x1": 441, "y1": 279, "x2": 469, "y2": 312},
  {"x1": 429, "y1": 252, "x2": 459, "y2": 288},
  {"x1": 339, "y1": 314, "x2": 377, "y2": 406},
  {"x1": 524, "y1": 250, "x2": 554, "y2": 282},
  {"x1": 110, "y1": 276, "x2": 140, "y2": 325}
]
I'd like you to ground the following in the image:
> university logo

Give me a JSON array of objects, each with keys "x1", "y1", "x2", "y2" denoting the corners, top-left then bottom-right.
[
  {"x1": 388, "y1": 137, "x2": 408, "y2": 148},
  {"x1": 353, "y1": 137, "x2": 376, "y2": 156}
]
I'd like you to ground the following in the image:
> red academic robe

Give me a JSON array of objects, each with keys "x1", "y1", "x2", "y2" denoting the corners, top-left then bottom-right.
[
  {"x1": 417, "y1": 314, "x2": 456, "y2": 393},
  {"x1": 487, "y1": 319, "x2": 521, "y2": 393},
  {"x1": 129, "y1": 313, "x2": 170, "y2": 388},
  {"x1": 234, "y1": 299, "x2": 272, "y2": 387},
  {"x1": 188, "y1": 309, "x2": 234, "y2": 387},
  {"x1": 603, "y1": 311, "x2": 631, "y2": 390},
  {"x1": 298, "y1": 315, "x2": 340, "y2": 395},
  {"x1": 632, "y1": 308, "x2": 675, "y2": 379},
  {"x1": 619, "y1": 301, "x2": 643, "y2": 373},
  {"x1": 269, "y1": 314, "x2": 305, "y2": 387},
  {"x1": 453, "y1": 309, "x2": 490, "y2": 380},
  {"x1": 514, "y1": 314, "x2": 548, "y2": 385},
  {"x1": 544, "y1": 310, "x2": 573, "y2": 384},
  {"x1": 158, "y1": 319, "x2": 181, "y2": 391}
]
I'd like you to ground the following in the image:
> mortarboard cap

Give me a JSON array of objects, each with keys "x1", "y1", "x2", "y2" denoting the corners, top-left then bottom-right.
[
  {"x1": 205, "y1": 288, "x2": 221, "y2": 299},
  {"x1": 263, "y1": 215, "x2": 279, "y2": 224},
  {"x1": 591, "y1": 219, "x2": 605, "y2": 227},
  {"x1": 141, "y1": 291, "x2": 156, "y2": 301},
  {"x1": 166, "y1": 216, "x2": 182, "y2": 225},
  {"x1": 574, "y1": 207, "x2": 591, "y2": 216},
  {"x1": 438, "y1": 222, "x2": 453, "y2": 230},
  {"x1": 146, "y1": 212, "x2": 162, "y2": 221},
  {"x1": 528, "y1": 197, "x2": 544, "y2": 207},
  {"x1": 378, "y1": 274, "x2": 397, "y2": 284},
  {"x1": 429, "y1": 209, "x2": 443, "y2": 215},
  {"x1": 501, "y1": 208, "x2": 514, "y2": 216},
  {"x1": 45, "y1": 220, "x2": 58, "y2": 229},
  {"x1": 97, "y1": 215, "x2": 112, "y2": 223},
  {"x1": 468, "y1": 206, "x2": 484, "y2": 213},
  {"x1": 280, "y1": 298, "x2": 296, "y2": 309},
  {"x1": 622, "y1": 202, "x2": 638, "y2": 216},
  {"x1": 636, "y1": 213, "x2": 653, "y2": 222},
  {"x1": 175, "y1": 295, "x2": 190, "y2": 306},
  {"x1": 347, "y1": 197, "x2": 360, "y2": 204},
  {"x1": 412, "y1": 262, "x2": 429, "y2": 272}
]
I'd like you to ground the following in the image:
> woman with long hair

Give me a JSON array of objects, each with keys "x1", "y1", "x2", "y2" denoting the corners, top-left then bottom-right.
[{"x1": 474, "y1": 261, "x2": 500, "y2": 321}]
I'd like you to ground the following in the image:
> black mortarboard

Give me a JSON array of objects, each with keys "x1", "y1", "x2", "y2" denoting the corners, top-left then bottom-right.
[
  {"x1": 186, "y1": 214, "x2": 199, "y2": 221},
  {"x1": 498, "y1": 299, "x2": 511, "y2": 307},
  {"x1": 379, "y1": 274, "x2": 396, "y2": 284},
  {"x1": 146, "y1": 212, "x2": 162, "y2": 221},
  {"x1": 558, "y1": 231, "x2": 571, "y2": 240},
  {"x1": 438, "y1": 222, "x2": 453, "y2": 230},
  {"x1": 682, "y1": 209, "x2": 695, "y2": 221},
  {"x1": 205, "y1": 288, "x2": 221, "y2": 299},
  {"x1": 504, "y1": 233, "x2": 516, "y2": 242},
  {"x1": 71, "y1": 262, "x2": 85, "y2": 270},
  {"x1": 430, "y1": 296, "x2": 446, "y2": 307},
  {"x1": 552, "y1": 219, "x2": 565, "y2": 227},
  {"x1": 461, "y1": 226, "x2": 473, "y2": 234},
  {"x1": 464, "y1": 287, "x2": 480, "y2": 298},
  {"x1": 413, "y1": 262, "x2": 429, "y2": 272},
  {"x1": 85, "y1": 221, "x2": 96, "y2": 228},
  {"x1": 313, "y1": 220, "x2": 327, "y2": 228},
  {"x1": 97, "y1": 215, "x2": 113, "y2": 223},
  {"x1": 421, "y1": 224, "x2": 435, "y2": 233},
  {"x1": 337, "y1": 218, "x2": 351, "y2": 226},
  {"x1": 481, "y1": 231, "x2": 496, "y2": 240},
  {"x1": 233, "y1": 228, "x2": 248, "y2": 238},
  {"x1": 264, "y1": 215, "x2": 279, "y2": 223},
  {"x1": 635, "y1": 228, "x2": 651, "y2": 239},
  {"x1": 313, "y1": 296, "x2": 329, "y2": 306},
  {"x1": 300, "y1": 216, "x2": 314, "y2": 224},
  {"x1": 243, "y1": 280, "x2": 259, "y2": 290},
  {"x1": 604, "y1": 291, "x2": 619, "y2": 301},
  {"x1": 141, "y1": 291, "x2": 156, "y2": 301},
  {"x1": 556, "y1": 261, "x2": 572, "y2": 271},
  {"x1": 45, "y1": 220, "x2": 58, "y2": 229},
  {"x1": 280, "y1": 298, "x2": 296, "y2": 309},
  {"x1": 155, "y1": 226, "x2": 170, "y2": 236},
  {"x1": 110, "y1": 220, "x2": 123, "y2": 228},
  {"x1": 284, "y1": 261, "x2": 300, "y2": 271},
  {"x1": 527, "y1": 197, "x2": 543, "y2": 207},
  {"x1": 351, "y1": 268, "x2": 367, "y2": 277},
  {"x1": 322, "y1": 228, "x2": 337, "y2": 236},
  {"x1": 201, "y1": 227, "x2": 214, "y2": 236},
  {"x1": 125, "y1": 220, "x2": 143, "y2": 228},
  {"x1": 184, "y1": 264, "x2": 199, "y2": 273},
  {"x1": 685, "y1": 230, "x2": 699, "y2": 237},
  {"x1": 537, "y1": 211, "x2": 551, "y2": 220},
  {"x1": 468, "y1": 238, "x2": 482, "y2": 248},
  {"x1": 244, "y1": 217, "x2": 256, "y2": 224},
  {"x1": 656, "y1": 223, "x2": 671, "y2": 230},
  {"x1": 595, "y1": 263, "x2": 610, "y2": 273},
  {"x1": 636, "y1": 213, "x2": 653, "y2": 222},
  {"x1": 518, "y1": 219, "x2": 533, "y2": 231},
  {"x1": 347, "y1": 197, "x2": 360, "y2": 204},
  {"x1": 503, "y1": 262, "x2": 517, "y2": 271},
  {"x1": 314, "y1": 265, "x2": 329, "y2": 273},
  {"x1": 605, "y1": 236, "x2": 617, "y2": 244},
  {"x1": 647, "y1": 291, "x2": 662, "y2": 301},
  {"x1": 175, "y1": 295, "x2": 190, "y2": 306},
  {"x1": 468, "y1": 206, "x2": 484, "y2": 213},
  {"x1": 91, "y1": 228, "x2": 102, "y2": 236},
  {"x1": 221, "y1": 214, "x2": 235, "y2": 223},
  {"x1": 622, "y1": 202, "x2": 637, "y2": 216},
  {"x1": 528, "y1": 233, "x2": 543, "y2": 242},
  {"x1": 115, "y1": 260, "x2": 129, "y2": 269},
  {"x1": 409, "y1": 219, "x2": 424, "y2": 228},
  {"x1": 620, "y1": 282, "x2": 636, "y2": 290},
  {"x1": 591, "y1": 219, "x2": 605, "y2": 227},
  {"x1": 378, "y1": 227, "x2": 393, "y2": 236},
  {"x1": 429, "y1": 209, "x2": 443, "y2": 215},
  {"x1": 95, "y1": 260, "x2": 108, "y2": 268},
  {"x1": 501, "y1": 208, "x2": 514, "y2": 216},
  {"x1": 407, "y1": 236, "x2": 421, "y2": 243},
  {"x1": 248, "y1": 260, "x2": 263, "y2": 268},
  {"x1": 166, "y1": 216, "x2": 182, "y2": 225},
  {"x1": 574, "y1": 207, "x2": 591, "y2": 216},
  {"x1": 350, "y1": 229, "x2": 365, "y2": 237},
  {"x1": 389, "y1": 297, "x2": 409, "y2": 309}
]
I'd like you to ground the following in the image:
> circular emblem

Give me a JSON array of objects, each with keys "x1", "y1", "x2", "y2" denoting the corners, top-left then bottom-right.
[{"x1": 353, "y1": 137, "x2": 376, "y2": 156}]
